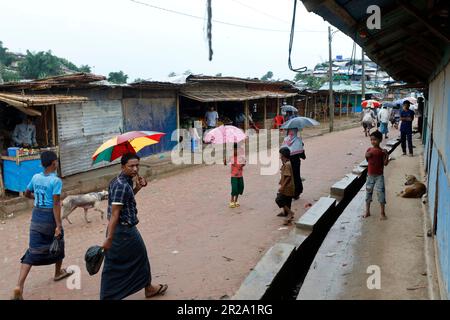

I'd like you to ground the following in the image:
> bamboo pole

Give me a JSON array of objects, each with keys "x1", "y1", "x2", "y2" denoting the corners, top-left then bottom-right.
[
  {"x1": 346, "y1": 93, "x2": 350, "y2": 117},
  {"x1": 52, "y1": 106, "x2": 56, "y2": 147},
  {"x1": 44, "y1": 106, "x2": 49, "y2": 146},
  {"x1": 305, "y1": 95, "x2": 308, "y2": 117},
  {"x1": 0, "y1": 165, "x2": 5, "y2": 197},
  {"x1": 314, "y1": 95, "x2": 317, "y2": 119},
  {"x1": 245, "y1": 100, "x2": 249, "y2": 131},
  {"x1": 263, "y1": 98, "x2": 267, "y2": 129}
]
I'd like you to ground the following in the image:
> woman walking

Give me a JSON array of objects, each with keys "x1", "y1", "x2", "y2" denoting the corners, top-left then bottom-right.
[
  {"x1": 282, "y1": 129, "x2": 304, "y2": 200},
  {"x1": 11, "y1": 151, "x2": 72, "y2": 300}
]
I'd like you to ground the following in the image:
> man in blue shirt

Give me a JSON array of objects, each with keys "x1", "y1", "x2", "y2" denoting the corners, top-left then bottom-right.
[{"x1": 400, "y1": 100, "x2": 415, "y2": 156}]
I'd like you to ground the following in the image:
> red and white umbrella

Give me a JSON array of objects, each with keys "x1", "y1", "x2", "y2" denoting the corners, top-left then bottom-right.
[{"x1": 361, "y1": 100, "x2": 381, "y2": 108}]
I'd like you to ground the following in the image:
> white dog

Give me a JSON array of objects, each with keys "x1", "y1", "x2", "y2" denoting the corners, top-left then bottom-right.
[{"x1": 62, "y1": 191, "x2": 108, "y2": 224}]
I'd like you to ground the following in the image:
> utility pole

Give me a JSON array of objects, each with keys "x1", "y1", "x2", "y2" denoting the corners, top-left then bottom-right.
[
  {"x1": 361, "y1": 49, "x2": 365, "y2": 102},
  {"x1": 328, "y1": 26, "x2": 334, "y2": 133}
]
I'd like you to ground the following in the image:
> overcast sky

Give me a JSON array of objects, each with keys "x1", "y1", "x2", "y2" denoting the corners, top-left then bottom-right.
[{"x1": 0, "y1": 0, "x2": 360, "y2": 81}]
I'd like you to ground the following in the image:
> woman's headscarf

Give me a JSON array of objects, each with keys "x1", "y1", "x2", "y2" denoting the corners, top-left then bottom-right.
[{"x1": 282, "y1": 128, "x2": 303, "y2": 156}]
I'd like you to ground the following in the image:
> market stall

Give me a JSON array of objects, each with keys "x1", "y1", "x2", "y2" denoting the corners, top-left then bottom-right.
[
  {"x1": 1, "y1": 147, "x2": 58, "y2": 193},
  {"x1": 0, "y1": 92, "x2": 88, "y2": 196}
]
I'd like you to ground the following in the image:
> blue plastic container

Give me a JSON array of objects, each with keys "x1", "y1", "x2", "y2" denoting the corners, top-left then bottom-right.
[{"x1": 7, "y1": 147, "x2": 20, "y2": 157}]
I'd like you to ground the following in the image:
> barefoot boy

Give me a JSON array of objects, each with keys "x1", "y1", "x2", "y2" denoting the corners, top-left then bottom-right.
[
  {"x1": 364, "y1": 131, "x2": 389, "y2": 220},
  {"x1": 276, "y1": 147, "x2": 296, "y2": 225}
]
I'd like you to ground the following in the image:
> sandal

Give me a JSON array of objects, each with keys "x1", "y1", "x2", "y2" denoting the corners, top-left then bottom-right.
[
  {"x1": 54, "y1": 268, "x2": 74, "y2": 282},
  {"x1": 145, "y1": 284, "x2": 168, "y2": 298}
]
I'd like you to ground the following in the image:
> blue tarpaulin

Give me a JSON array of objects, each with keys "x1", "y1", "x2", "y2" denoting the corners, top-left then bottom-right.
[{"x1": 3, "y1": 159, "x2": 43, "y2": 192}]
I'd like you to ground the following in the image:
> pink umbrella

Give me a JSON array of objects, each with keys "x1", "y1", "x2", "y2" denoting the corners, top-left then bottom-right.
[{"x1": 203, "y1": 125, "x2": 247, "y2": 144}]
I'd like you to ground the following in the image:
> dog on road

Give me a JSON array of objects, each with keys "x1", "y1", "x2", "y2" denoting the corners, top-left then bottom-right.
[
  {"x1": 398, "y1": 175, "x2": 427, "y2": 198},
  {"x1": 62, "y1": 191, "x2": 108, "y2": 224}
]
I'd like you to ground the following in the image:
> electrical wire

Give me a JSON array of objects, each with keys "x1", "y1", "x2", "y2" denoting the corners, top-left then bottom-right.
[
  {"x1": 288, "y1": 0, "x2": 307, "y2": 72},
  {"x1": 129, "y1": 0, "x2": 326, "y2": 33},
  {"x1": 229, "y1": 0, "x2": 289, "y2": 24}
]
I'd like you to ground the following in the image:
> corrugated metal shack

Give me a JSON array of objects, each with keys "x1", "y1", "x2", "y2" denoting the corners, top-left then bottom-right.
[
  {"x1": 0, "y1": 73, "x2": 180, "y2": 177},
  {"x1": 295, "y1": 83, "x2": 381, "y2": 120},
  {"x1": 1, "y1": 73, "x2": 299, "y2": 179},
  {"x1": 179, "y1": 75, "x2": 298, "y2": 130}
]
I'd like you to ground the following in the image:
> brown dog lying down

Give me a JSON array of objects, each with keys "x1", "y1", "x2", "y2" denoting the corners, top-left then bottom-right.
[{"x1": 398, "y1": 175, "x2": 427, "y2": 198}]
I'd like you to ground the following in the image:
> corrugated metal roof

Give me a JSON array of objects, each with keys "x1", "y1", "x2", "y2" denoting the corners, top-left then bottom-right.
[
  {"x1": 179, "y1": 90, "x2": 297, "y2": 102},
  {"x1": 318, "y1": 82, "x2": 381, "y2": 94},
  {"x1": 301, "y1": 0, "x2": 450, "y2": 84}
]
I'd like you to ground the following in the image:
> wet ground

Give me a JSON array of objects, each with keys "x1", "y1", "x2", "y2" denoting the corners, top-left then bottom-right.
[
  {"x1": 1, "y1": 125, "x2": 390, "y2": 300},
  {"x1": 298, "y1": 141, "x2": 434, "y2": 299}
]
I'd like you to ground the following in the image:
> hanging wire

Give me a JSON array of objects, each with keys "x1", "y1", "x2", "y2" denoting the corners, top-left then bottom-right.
[
  {"x1": 206, "y1": 0, "x2": 213, "y2": 61},
  {"x1": 288, "y1": 0, "x2": 307, "y2": 73}
]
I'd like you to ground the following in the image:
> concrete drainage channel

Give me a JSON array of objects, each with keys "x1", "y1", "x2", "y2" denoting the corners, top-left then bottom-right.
[{"x1": 233, "y1": 138, "x2": 401, "y2": 300}]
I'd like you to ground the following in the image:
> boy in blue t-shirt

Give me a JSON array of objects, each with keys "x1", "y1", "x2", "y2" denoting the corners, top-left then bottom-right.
[{"x1": 400, "y1": 100, "x2": 415, "y2": 156}]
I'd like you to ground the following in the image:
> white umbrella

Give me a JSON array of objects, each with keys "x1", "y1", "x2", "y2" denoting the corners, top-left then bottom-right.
[{"x1": 281, "y1": 116, "x2": 320, "y2": 129}]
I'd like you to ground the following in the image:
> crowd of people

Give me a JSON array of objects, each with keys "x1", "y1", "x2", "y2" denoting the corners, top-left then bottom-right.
[{"x1": 360, "y1": 98, "x2": 424, "y2": 157}]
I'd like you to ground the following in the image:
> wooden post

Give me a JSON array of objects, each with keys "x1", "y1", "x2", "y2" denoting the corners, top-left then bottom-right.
[
  {"x1": 0, "y1": 165, "x2": 5, "y2": 197},
  {"x1": 44, "y1": 107, "x2": 49, "y2": 146},
  {"x1": 245, "y1": 100, "x2": 249, "y2": 131},
  {"x1": 346, "y1": 93, "x2": 350, "y2": 117},
  {"x1": 354, "y1": 94, "x2": 357, "y2": 114},
  {"x1": 52, "y1": 105, "x2": 56, "y2": 146},
  {"x1": 276, "y1": 98, "x2": 280, "y2": 116},
  {"x1": 339, "y1": 94, "x2": 343, "y2": 119},
  {"x1": 263, "y1": 98, "x2": 267, "y2": 129},
  {"x1": 314, "y1": 95, "x2": 317, "y2": 119},
  {"x1": 324, "y1": 95, "x2": 328, "y2": 121},
  {"x1": 176, "y1": 93, "x2": 180, "y2": 130},
  {"x1": 304, "y1": 95, "x2": 308, "y2": 117}
]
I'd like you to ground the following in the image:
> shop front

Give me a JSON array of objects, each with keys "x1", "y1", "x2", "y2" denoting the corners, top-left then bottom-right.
[{"x1": 0, "y1": 93, "x2": 87, "y2": 196}]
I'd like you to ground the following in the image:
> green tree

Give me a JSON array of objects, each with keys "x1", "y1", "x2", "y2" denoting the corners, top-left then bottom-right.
[
  {"x1": 18, "y1": 50, "x2": 62, "y2": 79},
  {"x1": 168, "y1": 72, "x2": 177, "y2": 77},
  {"x1": 183, "y1": 69, "x2": 193, "y2": 75},
  {"x1": 0, "y1": 41, "x2": 14, "y2": 66},
  {"x1": 215, "y1": 73, "x2": 222, "y2": 77},
  {"x1": 0, "y1": 65, "x2": 21, "y2": 82},
  {"x1": 261, "y1": 71, "x2": 273, "y2": 81},
  {"x1": 78, "y1": 64, "x2": 91, "y2": 73},
  {"x1": 108, "y1": 71, "x2": 128, "y2": 84}
]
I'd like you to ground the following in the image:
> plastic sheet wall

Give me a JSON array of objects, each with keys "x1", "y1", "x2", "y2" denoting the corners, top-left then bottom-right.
[
  {"x1": 122, "y1": 96, "x2": 177, "y2": 157},
  {"x1": 426, "y1": 61, "x2": 450, "y2": 298}
]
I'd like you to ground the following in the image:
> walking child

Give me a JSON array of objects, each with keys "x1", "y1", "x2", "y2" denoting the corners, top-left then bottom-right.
[
  {"x1": 224, "y1": 143, "x2": 245, "y2": 208},
  {"x1": 364, "y1": 131, "x2": 389, "y2": 220},
  {"x1": 275, "y1": 147, "x2": 296, "y2": 225}
]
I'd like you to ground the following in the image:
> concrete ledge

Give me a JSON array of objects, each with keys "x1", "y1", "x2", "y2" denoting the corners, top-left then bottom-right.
[
  {"x1": 280, "y1": 228, "x2": 311, "y2": 250},
  {"x1": 295, "y1": 197, "x2": 336, "y2": 231},
  {"x1": 232, "y1": 243, "x2": 296, "y2": 300},
  {"x1": 330, "y1": 174, "x2": 358, "y2": 200},
  {"x1": 352, "y1": 165, "x2": 367, "y2": 176},
  {"x1": 359, "y1": 159, "x2": 368, "y2": 167}
]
